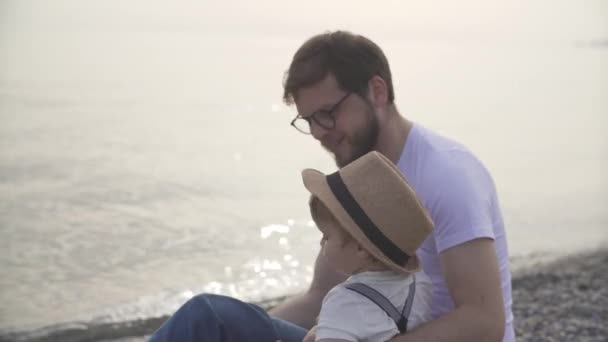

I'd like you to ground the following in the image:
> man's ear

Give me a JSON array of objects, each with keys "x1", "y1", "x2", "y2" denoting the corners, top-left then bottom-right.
[{"x1": 367, "y1": 75, "x2": 389, "y2": 109}]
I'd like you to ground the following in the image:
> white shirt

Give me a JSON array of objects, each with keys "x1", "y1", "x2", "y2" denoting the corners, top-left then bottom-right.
[
  {"x1": 316, "y1": 271, "x2": 433, "y2": 342},
  {"x1": 397, "y1": 124, "x2": 514, "y2": 341}
]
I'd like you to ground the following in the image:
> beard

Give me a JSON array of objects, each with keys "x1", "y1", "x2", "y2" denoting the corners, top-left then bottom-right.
[{"x1": 334, "y1": 106, "x2": 380, "y2": 167}]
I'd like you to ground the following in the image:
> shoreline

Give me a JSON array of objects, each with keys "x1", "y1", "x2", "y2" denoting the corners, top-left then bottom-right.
[{"x1": 2, "y1": 248, "x2": 606, "y2": 342}]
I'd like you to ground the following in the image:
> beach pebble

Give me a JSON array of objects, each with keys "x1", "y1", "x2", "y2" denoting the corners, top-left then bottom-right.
[{"x1": 512, "y1": 250, "x2": 608, "y2": 341}]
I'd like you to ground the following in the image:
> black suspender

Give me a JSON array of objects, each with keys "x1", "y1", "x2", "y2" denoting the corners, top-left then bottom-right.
[{"x1": 343, "y1": 276, "x2": 416, "y2": 334}]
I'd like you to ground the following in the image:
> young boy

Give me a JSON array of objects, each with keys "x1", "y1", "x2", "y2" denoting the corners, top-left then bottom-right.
[{"x1": 301, "y1": 151, "x2": 435, "y2": 342}]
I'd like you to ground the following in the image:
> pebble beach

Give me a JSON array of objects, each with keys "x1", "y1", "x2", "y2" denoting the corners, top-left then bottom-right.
[{"x1": 511, "y1": 249, "x2": 607, "y2": 342}]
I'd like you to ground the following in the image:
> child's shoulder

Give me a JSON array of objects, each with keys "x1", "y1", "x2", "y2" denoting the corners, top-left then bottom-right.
[
  {"x1": 323, "y1": 281, "x2": 383, "y2": 308},
  {"x1": 413, "y1": 271, "x2": 432, "y2": 285}
]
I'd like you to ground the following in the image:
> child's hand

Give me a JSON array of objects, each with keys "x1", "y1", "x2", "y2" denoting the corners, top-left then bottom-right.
[{"x1": 302, "y1": 325, "x2": 318, "y2": 342}]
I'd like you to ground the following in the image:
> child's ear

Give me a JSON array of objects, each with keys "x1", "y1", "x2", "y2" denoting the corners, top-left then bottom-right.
[{"x1": 356, "y1": 245, "x2": 373, "y2": 260}]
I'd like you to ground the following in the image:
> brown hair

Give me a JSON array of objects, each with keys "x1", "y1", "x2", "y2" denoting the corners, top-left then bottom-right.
[{"x1": 283, "y1": 31, "x2": 395, "y2": 105}]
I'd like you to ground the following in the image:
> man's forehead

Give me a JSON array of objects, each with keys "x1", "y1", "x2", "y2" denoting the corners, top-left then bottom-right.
[{"x1": 294, "y1": 75, "x2": 343, "y2": 114}]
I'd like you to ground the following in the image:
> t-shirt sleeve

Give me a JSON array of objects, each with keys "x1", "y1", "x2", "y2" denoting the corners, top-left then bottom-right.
[
  {"x1": 316, "y1": 286, "x2": 399, "y2": 342},
  {"x1": 426, "y1": 153, "x2": 496, "y2": 253}
]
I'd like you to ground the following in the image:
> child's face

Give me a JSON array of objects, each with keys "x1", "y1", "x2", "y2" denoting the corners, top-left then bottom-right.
[{"x1": 317, "y1": 216, "x2": 366, "y2": 275}]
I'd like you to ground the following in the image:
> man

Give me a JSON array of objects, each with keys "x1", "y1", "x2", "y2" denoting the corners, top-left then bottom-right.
[{"x1": 151, "y1": 31, "x2": 514, "y2": 342}]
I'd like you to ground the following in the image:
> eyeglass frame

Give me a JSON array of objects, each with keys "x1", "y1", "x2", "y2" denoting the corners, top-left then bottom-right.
[{"x1": 290, "y1": 92, "x2": 352, "y2": 135}]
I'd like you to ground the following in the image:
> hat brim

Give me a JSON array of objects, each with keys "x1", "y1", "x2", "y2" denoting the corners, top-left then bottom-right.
[{"x1": 302, "y1": 168, "x2": 421, "y2": 274}]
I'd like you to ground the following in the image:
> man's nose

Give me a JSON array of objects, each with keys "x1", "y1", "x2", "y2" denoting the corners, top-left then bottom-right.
[{"x1": 310, "y1": 120, "x2": 329, "y2": 140}]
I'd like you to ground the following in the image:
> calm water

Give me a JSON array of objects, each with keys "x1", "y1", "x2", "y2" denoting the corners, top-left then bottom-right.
[{"x1": 1, "y1": 0, "x2": 607, "y2": 333}]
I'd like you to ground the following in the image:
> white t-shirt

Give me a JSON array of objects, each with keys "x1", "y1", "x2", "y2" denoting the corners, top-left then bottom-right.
[
  {"x1": 316, "y1": 271, "x2": 433, "y2": 342},
  {"x1": 397, "y1": 124, "x2": 515, "y2": 341}
]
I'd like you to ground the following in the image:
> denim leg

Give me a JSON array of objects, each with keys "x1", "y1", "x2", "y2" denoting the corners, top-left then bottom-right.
[
  {"x1": 150, "y1": 294, "x2": 307, "y2": 342},
  {"x1": 271, "y1": 318, "x2": 308, "y2": 342}
]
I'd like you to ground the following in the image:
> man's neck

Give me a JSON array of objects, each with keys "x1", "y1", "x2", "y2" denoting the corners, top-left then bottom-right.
[{"x1": 374, "y1": 109, "x2": 412, "y2": 164}]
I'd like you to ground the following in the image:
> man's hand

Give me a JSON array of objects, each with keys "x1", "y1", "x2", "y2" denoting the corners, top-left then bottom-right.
[
  {"x1": 391, "y1": 238, "x2": 505, "y2": 342},
  {"x1": 302, "y1": 325, "x2": 318, "y2": 342}
]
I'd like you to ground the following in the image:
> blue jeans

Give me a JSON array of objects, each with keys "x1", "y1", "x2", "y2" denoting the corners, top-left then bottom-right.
[{"x1": 150, "y1": 294, "x2": 308, "y2": 342}]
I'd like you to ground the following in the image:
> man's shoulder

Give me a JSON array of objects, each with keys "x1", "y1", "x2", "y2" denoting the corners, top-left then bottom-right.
[
  {"x1": 403, "y1": 125, "x2": 490, "y2": 190},
  {"x1": 412, "y1": 126, "x2": 482, "y2": 169}
]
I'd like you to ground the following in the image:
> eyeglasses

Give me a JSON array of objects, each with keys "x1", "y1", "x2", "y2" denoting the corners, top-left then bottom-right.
[{"x1": 291, "y1": 92, "x2": 352, "y2": 135}]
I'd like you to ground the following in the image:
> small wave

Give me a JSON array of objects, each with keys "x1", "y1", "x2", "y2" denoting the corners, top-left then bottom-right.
[
  {"x1": 0, "y1": 296, "x2": 287, "y2": 342},
  {"x1": 0, "y1": 318, "x2": 161, "y2": 342}
]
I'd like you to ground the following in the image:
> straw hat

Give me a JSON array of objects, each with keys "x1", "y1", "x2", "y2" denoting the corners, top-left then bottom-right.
[{"x1": 302, "y1": 151, "x2": 434, "y2": 273}]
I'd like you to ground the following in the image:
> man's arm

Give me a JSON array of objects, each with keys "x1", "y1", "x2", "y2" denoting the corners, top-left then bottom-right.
[
  {"x1": 268, "y1": 249, "x2": 347, "y2": 329},
  {"x1": 392, "y1": 238, "x2": 506, "y2": 342}
]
